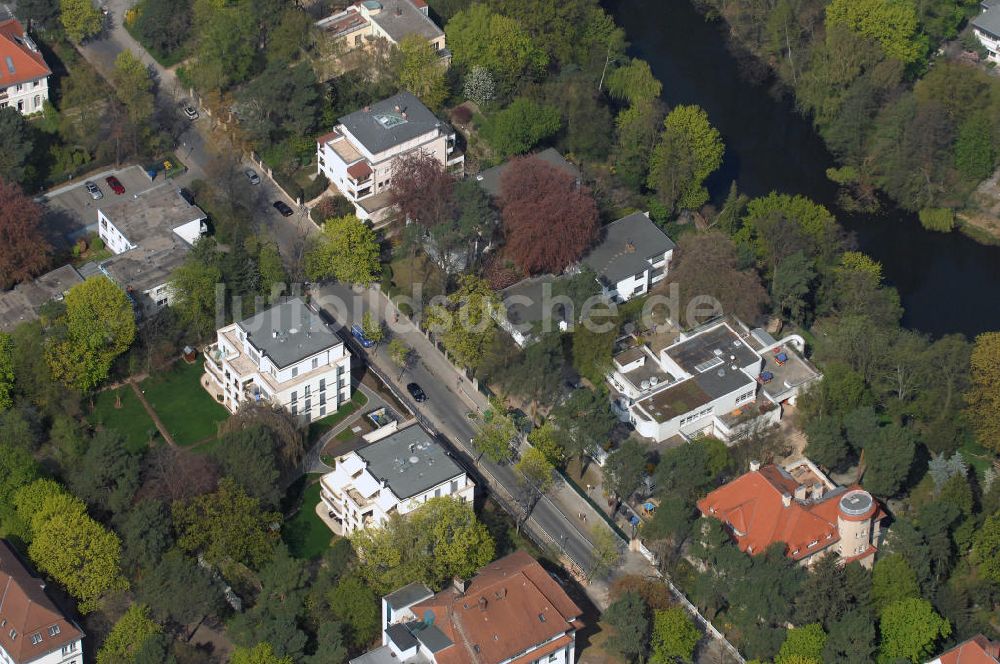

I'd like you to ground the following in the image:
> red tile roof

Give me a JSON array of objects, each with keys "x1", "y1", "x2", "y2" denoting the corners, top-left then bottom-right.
[
  {"x1": 0, "y1": 19, "x2": 51, "y2": 88},
  {"x1": 932, "y1": 635, "x2": 1000, "y2": 664},
  {"x1": 697, "y1": 465, "x2": 881, "y2": 561},
  {"x1": 411, "y1": 551, "x2": 582, "y2": 664},
  {"x1": 0, "y1": 541, "x2": 84, "y2": 664},
  {"x1": 316, "y1": 130, "x2": 340, "y2": 145},
  {"x1": 347, "y1": 160, "x2": 373, "y2": 180}
]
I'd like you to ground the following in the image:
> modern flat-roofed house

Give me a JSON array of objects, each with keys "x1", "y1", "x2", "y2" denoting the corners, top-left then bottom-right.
[
  {"x1": 317, "y1": 0, "x2": 447, "y2": 58},
  {"x1": 973, "y1": 0, "x2": 1000, "y2": 62},
  {"x1": 319, "y1": 423, "x2": 475, "y2": 535},
  {"x1": 97, "y1": 186, "x2": 207, "y2": 316},
  {"x1": 316, "y1": 92, "x2": 463, "y2": 224},
  {"x1": 697, "y1": 459, "x2": 886, "y2": 568},
  {"x1": 582, "y1": 212, "x2": 675, "y2": 302},
  {"x1": 205, "y1": 297, "x2": 352, "y2": 421},
  {"x1": 0, "y1": 540, "x2": 84, "y2": 664},
  {"x1": 0, "y1": 19, "x2": 51, "y2": 115},
  {"x1": 609, "y1": 320, "x2": 820, "y2": 443},
  {"x1": 353, "y1": 551, "x2": 583, "y2": 664},
  {"x1": 927, "y1": 635, "x2": 1000, "y2": 664}
]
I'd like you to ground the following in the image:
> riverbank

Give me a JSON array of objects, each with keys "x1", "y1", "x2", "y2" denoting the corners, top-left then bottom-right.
[{"x1": 959, "y1": 166, "x2": 1000, "y2": 245}]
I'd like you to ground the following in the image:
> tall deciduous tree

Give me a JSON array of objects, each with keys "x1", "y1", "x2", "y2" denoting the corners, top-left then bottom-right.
[
  {"x1": 481, "y1": 98, "x2": 562, "y2": 158},
  {"x1": 604, "y1": 439, "x2": 647, "y2": 506},
  {"x1": 648, "y1": 105, "x2": 724, "y2": 213},
  {"x1": 776, "y1": 623, "x2": 826, "y2": 664},
  {"x1": 965, "y1": 332, "x2": 1000, "y2": 453},
  {"x1": 0, "y1": 334, "x2": 14, "y2": 411},
  {"x1": 44, "y1": 276, "x2": 136, "y2": 392},
  {"x1": 825, "y1": 0, "x2": 923, "y2": 63},
  {"x1": 650, "y1": 606, "x2": 701, "y2": 664},
  {"x1": 472, "y1": 410, "x2": 517, "y2": 464},
  {"x1": 96, "y1": 604, "x2": 161, "y2": 664},
  {"x1": 606, "y1": 58, "x2": 662, "y2": 105},
  {"x1": 350, "y1": 496, "x2": 494, "y2": 593},
  {"x1": 872, "y1": 553, "x2": 920, "y2": 614},
  {"x1": 60, "y1": 0, "x2": 103, "y2": 42},
  {"x1": 305, "y1": 215, "x2": 380, "y2": 285},
  {"x1": 514, "y1": 446, "x2": 554, "y2": 527},
  {"x1": 424, "y1": 275, "x2": 498, "y2": 371},
  {"x1": 230, "y1": 643, "x2": 294, "y2": 664},
  {"x1": 170, "y1": 254, "x2": 222, "y2": 338},
  {"x1": 327, "y1": 574, "x2": 379, "y2": 649},
  {"x1": 602, "y1": 591, "x2": 650, "y2": 663},
  {"x1": 877, "y1": 598, "x2": 951, "y2": 663},
  {"x1": 973, "y1": 512, "x2": 1000, "y2": 584},
  {"x1": 389, "y1": 152, "x2": 457, "y2": 230},
  {"x1": 499, "y1": 156, "x2": 598, "y2": 275},
  {"x1": 0, "y1": 178, "x2": 52, "y2": 289},
  {"x1": 69, "y1": 429, "x2": 141, "y2": 516},
  {"x1": 395, "y1": 35, "x2": 447, "y2": 111},
  {"x1": 172, "y1": 478, "x2": 280, "y2": 569},
  {"x1": 112, "y1": 50, "x2": 155, "y2": 126},
  {"x1": 614, "y1": 101, "x2": 665, "y2": 190}
]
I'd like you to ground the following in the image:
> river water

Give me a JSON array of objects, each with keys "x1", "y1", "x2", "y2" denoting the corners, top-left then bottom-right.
[{"x1": 608, "y1": 0, "x2": 1000, "y2": 338}]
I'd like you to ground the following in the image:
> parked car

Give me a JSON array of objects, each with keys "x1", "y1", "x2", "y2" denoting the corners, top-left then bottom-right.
[
  {"x1": 105, "y1": 175, "x2": 125, "y2": 195},
  {"x1": 84, "y1": 181, "x2": 103, "y2": 200},
  {"x1": 183, "y1": 105, "x2": 199, "y2": 120},
  {"x1": 245, "y1": 168, "x2": 261, "y2": 185},
  {"x1": 350, "y1": 324, "x2": 375, "y2": 348},
  {"x1": 407, "y1": 382, "x2": 427, "y2": 402},
  {"x1": 273, "y1": 200, "x2": 294, "y2": 217},
  {"x1": 178, "y1": 188, "x2": 195, "y2": 205}
]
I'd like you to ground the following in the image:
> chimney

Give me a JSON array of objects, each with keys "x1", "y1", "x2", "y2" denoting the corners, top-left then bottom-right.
[
  {"x1": 749, "y1": 460, "x2": 760, "y2": 472},
  {"x1": 812, "y1": 482, "x2": 825, "y2": 499},
  {"x1": 394, "y1": 104, "x2": 401, "y2": 112},
  {"x1": 363, "y1": 105, "x2": 370, "y2": 112},
  {"x1": 624, "y1": 241, "x2": 636, "y2": 253},
  {"x1": 452, "y1": 577, "x2": 466, "y2": 595},
  {"x1": 478, "y1": 597, "x2": 488, "y2": 611},
  {"x1": 781, "y1": 492, "x2": 792, "y2": 507},
  {"x1": 794, "y1": 485, "x2": 807, "y2": 502}
]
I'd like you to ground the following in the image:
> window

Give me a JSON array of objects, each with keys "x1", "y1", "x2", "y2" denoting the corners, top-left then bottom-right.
[
  {"x1": 48, "y1": 625, "x2": 61, "y2": 637},
  {"x1": 291, "y1": 366, "x2": 299, "y2": 378},
  {"x1": 305, "y1": 398, "x2": 311, "y2": 412},
  {"x1": 450, "y1": 480, "x2": 459, "y2": 493},
  {"x1": 320, "y1": 406, "x2": 326, "y2": 417},
  {"x1": 305, "y1": 385, "x2": 311, "y2": 397},
  {"x1": 319, "y1": 378, "x2": 326, "y2": 391},
  {"x1": 31, "y1": 633, "x2": 42, "y2": 645},
  {"x1": 435, "y1": 488, "x2": 441, "y2": 498},
  {"x1": 156, "y1": 298, "x2": 167, "y2": 308},
  {"x1": 291, "y1": 391, "x2": 297, "y2": 402},
  {"x1": 15, "y1": 83, "x2": 22, "y2": 91},
  {"x1": 291, "y1": 405, "x2": 298, "y2": 415},
  {"x1": 33, "y1": 80, "x2": 39, "y2": 87},
  {"x1": 9, "y1": 629, "x2": 16, "y2": 639},
  {"x1": 16, "y1": 100, "x2": 23, "y2": 111},
  {"x1": 320, "y1": 393, "x2": 326, "y2": 406},
  {"x1": 62, "y1": 643, "x2": 77, "y2": 655},
  {"x1": 312, "y1": 357, "x2": 319, "y2": 369},
  {"x1": 33, "y1": 95, "x2": 40, "y2": 109}
]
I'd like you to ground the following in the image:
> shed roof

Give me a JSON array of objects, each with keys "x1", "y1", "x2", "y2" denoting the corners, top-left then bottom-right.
[{"x1": 582, "y1": 212, "x2": 676, "y2": 286}]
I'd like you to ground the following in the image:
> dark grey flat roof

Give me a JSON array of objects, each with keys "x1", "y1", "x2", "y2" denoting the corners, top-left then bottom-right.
[
  {"x1": 386, "y1": 623, "x2": 419, "y2": 651},
  {"x1": 358, "y1": 424, "x2": 465, "y2": 500},
  {"x1": 338, "y1": 92, "x2": 446, "y2": 155},
  {"x1": 385, "y1": 581, "x2": 433, "y2": 610},
  {"x1": 98, "y1": 186, "x2": 206, "y2": 246},
  {"x1": 582, "y1": 212, "x2": 676, "y2": 286},
  {"x1": 238, "y1": 297, "x2": 342, "y2": 369},
  {"x1": 369, "y1": 0, "x2": 443, "y2": 43},
  {"x1": 413, "y1": 623, "x2": 452, "y2": 653},
  {"x1": 667, "y1": 325, "x2": 759, "y2": 375},
  {"x1": 475, "y1": 148, "x2": 581, "y2": 199},
  {"x1": 973, "y1": 4, "x2": 1000, "y2": 37},
  {"x1": 693, "y1": 364, "x2": 755, "y2": 400}
]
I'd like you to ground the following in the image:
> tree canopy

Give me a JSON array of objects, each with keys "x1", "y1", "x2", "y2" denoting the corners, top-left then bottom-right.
[
  {"x1": 648, "y1": 104, "x2": 725, "y2": 213},
  {"x1": 0, "y1": 178, "x2": 51, "y2": 289},
  {"x1": 305, "y1": 215, "x2": 381, "y2": 285}
]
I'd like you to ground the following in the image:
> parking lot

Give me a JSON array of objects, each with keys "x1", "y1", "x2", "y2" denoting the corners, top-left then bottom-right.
[{"x1": 39, "y1": 165, "x2": 161, "y2": 247}]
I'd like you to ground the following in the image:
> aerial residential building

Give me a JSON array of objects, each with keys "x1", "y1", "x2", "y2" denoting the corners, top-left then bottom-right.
[
  {"x1": 204, "y1": 297, "x2": 352, "y2": 422},
  {"x1": 97, "y1": 185, "x2": 207, "y2": 316},
  {"x1": 316, "y1": 92, "x2": 463, "y2": 224},
  {"x1": 609, "y1": 320, "x2": 821, "y2": 444},
  {"x1": 0, "y1": 19, "x2": 50, "y2": 115},
  {"x1": 319, "y1": 423, "x2": 475, "y2": 535},
  {"x1": 973, "y1": 0, "x2": 1000, "y2": 62},
  {"x1": 697, "y1": 459, "x2": 886, "y2": 568},
  {"x1": 0, "y1": 264, "x2": 83, "y2": 331},
  {"x1": 583, "y1": 212, "x2": 676, "y2": 303},
  {"x1": 352, "y1": 551, "x2": 583, "y2": 664},
  {"x1": 316, "y1": 0, "x2": 447, "y2": 57},
  {"x1": 474, "y1": 148, "x2": 582, "y2": 199},
  {"x1": 927, "y1": 635, "x2": 1000, "y2": 664},
  {"x1": 0, "y1": 540, "x2": 85, "y2": 664}
]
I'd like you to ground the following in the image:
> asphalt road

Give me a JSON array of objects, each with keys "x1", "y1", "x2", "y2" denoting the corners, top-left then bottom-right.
[{"x1": 312, "y1": 282, "x2": 600, "y2": 574}]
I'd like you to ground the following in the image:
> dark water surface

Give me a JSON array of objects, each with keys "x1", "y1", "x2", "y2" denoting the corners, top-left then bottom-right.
[{"x1": 608, "y1": 0, "x2": 1000, "y2": 337}]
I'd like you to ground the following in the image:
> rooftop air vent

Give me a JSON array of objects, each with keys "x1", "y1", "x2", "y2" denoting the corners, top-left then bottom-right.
[{"x1": 408, "y1": 455, "x2": 419, "y2": 464}]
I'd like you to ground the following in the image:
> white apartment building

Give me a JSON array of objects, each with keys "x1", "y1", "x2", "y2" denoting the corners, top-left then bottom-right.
[
  {"x1": 0, "y1": 540, "x2": 84, "y2": 664},
  {"x1": 353, "y1": 551, "x2": 583, "y2": 664},
  {"x1": 973, "y1": 0, "x2": 1000, "y2": 62},
  {"x1": 0, "y1": 19, "x2": 50, "y2": 116},
  {"x1": 609, "y1": 321, "x2": 820, "y2": 444},
  {"x1": 582, "y1": 212, "x2": 675, "y2": 303},
  {"x1": 316, "y1": 0, "x2": 446, "y2": 54},
  {"x1": 319, "y1": 423, "x2": 474, "y2": 535},
  {"x1": 205, "y1": 297, "x2": 352, "y2": 422},
  {"x1": 97, "y1": 185, "x2": 207, "y2": 317},
  {"x1": 316, "y1": 92, "x2": 463, "y2": 223}
]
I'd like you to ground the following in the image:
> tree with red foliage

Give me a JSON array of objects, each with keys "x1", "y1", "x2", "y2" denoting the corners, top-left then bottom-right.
[
  {"x1": 499, "y1": 156, "x2": 598, "y2": 275},
  {"x1": 389, "y1": 152, "x2": 457, "y2": 229},
  {"x1": 0, "y1": 178, "x2": 51, "y2": 289}
]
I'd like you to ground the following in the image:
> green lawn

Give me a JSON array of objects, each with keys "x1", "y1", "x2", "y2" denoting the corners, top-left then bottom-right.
[
  {"x1": 142, "y1": 361, "x2": 231, "y2": 446},
  {"x1": 89, "y1": 387, "x2": 157, "y2": 454},
  {"x1": 960, "y1": 436, "x2": 995, "y2": 476},
  {"x1": 282, "y1": 480, "x2": 334, "y2": 559},
  {"x1": 307, "y1": 391, "x2": 369, "y2": 442}
]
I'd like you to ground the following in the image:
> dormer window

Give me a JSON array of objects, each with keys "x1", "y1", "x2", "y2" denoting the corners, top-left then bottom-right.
[
  {"x1": 48, "y1": 625, "x2": 60, "y2": 637},
  {"x1": 31, "y1": 633, "x2": 42, "y2": 645},
  {"x1": 9, "y1": 629, "x2": 17, "y2": 639},
  {"x1": 807, "y1": 540, "x2": 818, "y2": 548}
]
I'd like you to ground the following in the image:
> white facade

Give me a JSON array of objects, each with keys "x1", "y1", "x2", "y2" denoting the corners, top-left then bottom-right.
[
  {"x1": 0, "y1": 639, "x2": 83, "y2": 664},
  {"x1": 0, "y1": 75, "x2": 47, "y2": 115},
  {"x1": 973, "y1": 2, "x2": 1000, "y2": 62},
  {"x1": 206, "y1": 322, "x2": 351, "y2": 422},
  {"x1": 604, "y1": 249, "x2": 672, "y2": 302},
  {"x1": 319, "y1": 427, "x2": 474, "y2": 535}
]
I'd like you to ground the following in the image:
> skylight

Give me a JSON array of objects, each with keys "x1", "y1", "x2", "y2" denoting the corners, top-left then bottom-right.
[
  {"x1": 5, "y1": 56, "x2": 14, "y2": 74},
  {"x1": 375, "y1": 112, "x2": 407, "y2": 128}
]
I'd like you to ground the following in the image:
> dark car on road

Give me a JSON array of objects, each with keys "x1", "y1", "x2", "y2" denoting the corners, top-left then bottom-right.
[
  {"x1": 105, "y1": 175, "x2": 125, "y2": 195},
  {"x1": 273, "y1": 200, "x2": 294, "y2": 217},
  {"x1": 407, "y1": 382, "x2": 427, "y2": 402}
]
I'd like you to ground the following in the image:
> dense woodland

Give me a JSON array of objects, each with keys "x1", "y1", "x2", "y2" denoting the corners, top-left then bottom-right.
[{"x1": 1, "y1": 0, "x2": 1000, "y2": 662}]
